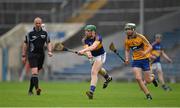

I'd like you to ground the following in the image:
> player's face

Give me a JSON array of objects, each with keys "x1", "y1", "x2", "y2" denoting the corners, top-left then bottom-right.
[
  {"x1": 156, "y1": 37, "x2": 161, "y2": 43},
  {"x1": 34, "y1": 19, "x2": 42, "y2": 30},
  {"x1": 85, "y1": 30, "x2": 93, "y2": 37},
  {"x1": 125, "y1": 29, "x2": 134, "y2": 36}
]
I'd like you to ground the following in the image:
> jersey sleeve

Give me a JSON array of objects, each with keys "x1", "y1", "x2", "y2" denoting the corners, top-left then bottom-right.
[
  {"x1": 24, "y1": 33, "x2": 29, "y2": 43},
  {"x1": 95, "y1": 35, "x2": 102, "y2": 43}
]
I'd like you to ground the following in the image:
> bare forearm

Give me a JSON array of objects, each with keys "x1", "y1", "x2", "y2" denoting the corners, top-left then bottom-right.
[
  {"x1": 84, "y1": 46, "x2": 96, "y2": 52},
  {"x1": 47, "y1": 43, "x2": 52, "y2": 52},
  {"x1": 125, "y1": 50, "x2": 130, "y2": 61},
  {"x1": 162, "y1": 51, "x2": 172, "y2": 62},
  {"x1": 85, "y1": 51, "x2": 91, "y2": 56},
  {"x1": 22, "y1": 43, "x2": 27, "y2": 56}
]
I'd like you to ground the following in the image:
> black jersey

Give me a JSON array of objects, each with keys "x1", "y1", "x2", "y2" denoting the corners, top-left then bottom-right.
[{"x1": 24, "y1": 27, "x2": 50, "y2": 54}]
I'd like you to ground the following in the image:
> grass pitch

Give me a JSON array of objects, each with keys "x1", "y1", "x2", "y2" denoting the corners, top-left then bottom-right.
[{"x1": 0, "y1": 81, "x2": 180, "y2": 107}]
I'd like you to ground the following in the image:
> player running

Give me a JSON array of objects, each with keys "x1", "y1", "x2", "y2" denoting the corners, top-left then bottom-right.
[
  {"x1": 124, "y1": 23, "x2": 158, "y2": 100},
  {"x1": 78, "y1": 25, "x2": 112, "y2": 99},
  {"x1": 150, "y1": 34, "x2": 173, "y2": 91}
]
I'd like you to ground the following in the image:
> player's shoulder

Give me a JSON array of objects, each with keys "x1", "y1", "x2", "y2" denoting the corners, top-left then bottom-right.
[
  {"x1": 41, "y1": 29, "x2": 48, "y2": 34},
  {"x1": 26, "y1": 29, "x2": 34, "y2": 37},
  {"x1": 136, "y1": 33, "x2": 146, "y2": 39},
  {"x1": 28, "y1": 28, "x2": 34, "y2": 34},
  {"x1": 27, "y1": 27, "x2": 36, "y2": 36},
  {"x1": 96, "y1": 34, "x2": 103, "y2": 41},
  {"x1": 136, "y1": 33, "x2": 149, "y2": 42}
]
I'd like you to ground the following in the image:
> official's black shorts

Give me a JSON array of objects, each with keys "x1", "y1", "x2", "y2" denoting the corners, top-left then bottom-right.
[{"x1": 28, "y1": 53, "x2": 45, "y2": 70}]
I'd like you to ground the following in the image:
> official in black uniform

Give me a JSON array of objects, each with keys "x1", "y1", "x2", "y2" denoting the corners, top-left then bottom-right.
[{"x1": 22, "y1": 17, "x2": 53, "y2": 95}]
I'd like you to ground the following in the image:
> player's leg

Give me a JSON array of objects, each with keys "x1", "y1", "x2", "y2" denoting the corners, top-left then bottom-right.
[
  {"x1": 97, "y1": 53, "x2": 112, "y2": 88},
  {"x1": 133, "y1": 67, "x2": 152, "y2": 100},
  {"x1": 144, "y1": 70, "x2": 158, "y2": 87},
  {"x1": 86, "y1": 60, "x2": 103, "y2": 99},
  {"x1": 156, "y1": 63, "x2": 165, "y2": 84},
  {"x1": 144, "y1": 64, "x2": 154, "y2": 85},
  {"x1": 151, "y1": 63, "x2": 158, "y2": 80},
  {"x1": 132, "y1": 60, "x2": 151, "y2": 96},
  {"x1": 143, "y1": 59, "x2": 158, "y2": 87},
  {"x1": 99, "y1": 68, "x2": 112, "y2": 89},
  {"x1": 27, "y1": 56, "x2": 38, "y2": 95},
  {"x1": 34, "y1": 54, "x2": 45, "y2": 95},
  {"x1": 28, "y1": 76, "x2": 34, "y2": 95},
  {"x1": 156, "y1": 63, "x2": 172, "y2": 91},
  {"x1": 132, "y1": 67, "x2": 152, "y2": 100},
  {"x1": 31, "y1": 67, "x2": 40, "y2": 95}
]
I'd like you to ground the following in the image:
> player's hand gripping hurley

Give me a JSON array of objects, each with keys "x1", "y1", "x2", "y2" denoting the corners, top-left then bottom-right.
[
  {"x1": 109, "y1": 42, "x2": 125, "y2": 62},
  {"x1": 53, "y1": 42, "x2": 95, "y2": 63},
  {"x1": 53, "y1": 42, "x2": 79, "y2": 54}
]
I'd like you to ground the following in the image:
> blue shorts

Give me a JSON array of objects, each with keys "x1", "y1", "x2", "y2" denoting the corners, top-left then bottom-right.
[{"x1": 131, "y1": 58, "x2": 150, "y2": 71}]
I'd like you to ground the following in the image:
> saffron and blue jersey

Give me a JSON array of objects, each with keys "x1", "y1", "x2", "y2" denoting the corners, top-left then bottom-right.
[{"x1": 125, "y1": 33, "x2": 151, "y2": 71}]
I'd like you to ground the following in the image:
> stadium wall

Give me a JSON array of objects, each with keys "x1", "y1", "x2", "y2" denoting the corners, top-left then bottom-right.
[{"x1": 145, "y1": 10, "x2": 180, "y2": 38}]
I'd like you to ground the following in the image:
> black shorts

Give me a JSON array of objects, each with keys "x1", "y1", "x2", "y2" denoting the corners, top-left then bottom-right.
[{"x1": 28, "y1": 53, "x2": 45, "y2": 70}]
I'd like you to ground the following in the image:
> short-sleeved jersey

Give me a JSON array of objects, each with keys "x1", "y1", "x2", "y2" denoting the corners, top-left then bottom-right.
[
  {"x1": 24, "y1": 27, "x2": 50, "y2": 54},
  {"x1": 125, "y1": 33, "x2": 151, "y2": 60},
  {"x1": 151, "y1": 42, "x2": 163, "y2": 63},
  {"x1": 82, "y1": 34, "x2": 105, "y2": 57}
]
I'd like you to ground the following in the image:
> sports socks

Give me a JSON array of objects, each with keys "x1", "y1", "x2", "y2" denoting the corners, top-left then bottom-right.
[
  {"x1": 29, "y1": 77, "x2": 34, "y2": 92},
  {"x1": 90, "y1": 85, "x2": 96, "y2": 93},
  {"x1": 29, "y1": 74, "x2": 39, "y2": 92},
  {"x1": 99, "y1": 68, "x2": 110, "y2": 80}
]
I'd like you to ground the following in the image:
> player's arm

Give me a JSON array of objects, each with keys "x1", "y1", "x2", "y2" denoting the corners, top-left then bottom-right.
[
  {"x1": 46, "y1": 34, "x2": 53, "y2": 57},
  {"x1": 161, "y1": 50, "x2": 172, "y2": 63},
  {"x1": 78, "y1": 37, "x2": 100, "y2": 54},
  {"x1": 83, "y1": 44, "x2": 93, "y2": 59},
  {"x1": 22, "y1": 43, "x2": 27, "y2": 57},
  {"x1": 22, "y1": 35, "x2": 28, "y2": 64},
  {"x1": 47, "y1": 42, "x2": 52, "y2": 53},
  {"x1": 82, "y1": 41, "x2": 100, "y2": 52},
  {"x1": 124, "y1": 40, "x2": 130, "y2": 64}
]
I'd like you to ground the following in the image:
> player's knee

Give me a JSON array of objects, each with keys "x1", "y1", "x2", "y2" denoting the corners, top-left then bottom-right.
[
  {"x1": 31, "y1": 68, "x2": 38, "y2": 74},
  {"x1": 135, "y1": 77, "x2": 142, "y2": 82}
]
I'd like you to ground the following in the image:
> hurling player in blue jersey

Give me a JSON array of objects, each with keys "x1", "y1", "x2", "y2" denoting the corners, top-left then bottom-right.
[
  {"x1": 150, "y1": 34, "x2": 173, "y2": 91},
  {"x1": 78, "y1": 25, "x2": 112, "y2": 99}
]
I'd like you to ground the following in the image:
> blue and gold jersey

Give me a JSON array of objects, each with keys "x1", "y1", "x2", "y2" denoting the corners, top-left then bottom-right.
[
  {"x1": 82, "y1": 34, "x2": 105, "y2": 57},
  {"x1": 151, "y1": 42, "x2": 163, "y2": 63}
]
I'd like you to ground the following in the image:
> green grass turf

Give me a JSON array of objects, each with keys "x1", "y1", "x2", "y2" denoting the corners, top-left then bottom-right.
[{"x1": 0, "y1": 81, "x2": 180, "y2": 107}]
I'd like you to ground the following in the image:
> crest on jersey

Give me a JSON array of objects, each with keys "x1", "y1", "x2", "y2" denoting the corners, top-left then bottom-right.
[
  {"x1": 41, "y1": 35, "x2": 46, "y2": 38},
  {"x1": 32, "y1": 35, "x2": 37, "y2": 39}
]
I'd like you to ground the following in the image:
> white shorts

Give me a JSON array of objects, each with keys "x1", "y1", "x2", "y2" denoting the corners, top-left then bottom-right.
[
  {"x1": 89, "y1": 53, "x2": 106, "y2": 64},
  {"x1": 152, "y1": 62, "x2": 162, "y2": 72}
]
